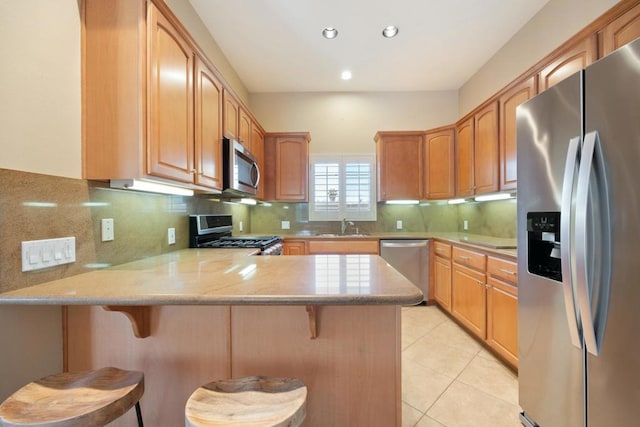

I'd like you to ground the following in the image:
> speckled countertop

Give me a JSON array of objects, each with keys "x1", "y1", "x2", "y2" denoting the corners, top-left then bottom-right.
[
  {"x1": 0, "y1": 249, "x2": 423, "y2": 306},
  {"x1": 282, "y1": 232, "x2": 517, "y2": 258}
]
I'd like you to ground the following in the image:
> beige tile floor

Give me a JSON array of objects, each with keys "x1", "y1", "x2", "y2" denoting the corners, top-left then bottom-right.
[{"x1": 402, "y1": 305, "x2": 521, "y2": 427}]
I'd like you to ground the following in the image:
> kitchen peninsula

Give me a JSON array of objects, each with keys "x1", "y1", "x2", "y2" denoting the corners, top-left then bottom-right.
[{"x1": 0, "y1": 249, "x2": 422, "y2": 427}]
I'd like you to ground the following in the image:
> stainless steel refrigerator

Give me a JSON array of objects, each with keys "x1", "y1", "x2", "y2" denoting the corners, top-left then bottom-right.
[{"x1": 517, "y1": 37, "x2": 640, "y2": 427}]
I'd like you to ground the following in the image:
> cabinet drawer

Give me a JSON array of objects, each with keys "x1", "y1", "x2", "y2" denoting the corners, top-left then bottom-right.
[
  {"x1": 487, "y1": 256, "x2": 517, "y2": 285},
  {"x1": 307, "y1": 240, "x2": 379, "y2": 254},
  {"x1": 452, "y1": 247, "x2": 486, "y2": 271},
  {"x1": 434, "y1": 241, "x2": 451, "y2": 259}
]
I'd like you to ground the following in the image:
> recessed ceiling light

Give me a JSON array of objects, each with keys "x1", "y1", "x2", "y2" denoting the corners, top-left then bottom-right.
[
  {"x1": 382, "y1": 26, "x2": 399, "y2": 38},
  {"x1": 341, "y1": 70, "x2": 352, "y2": 80},
  {"x1": 322, "y1": 27, "x2": 338, "y2": 39}
]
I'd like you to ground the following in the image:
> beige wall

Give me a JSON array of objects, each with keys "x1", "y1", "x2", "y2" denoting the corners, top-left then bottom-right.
[
  {"x1": 249, "y1": 91, "x2": 458, "y2": 153},
  {"x1": 459, "y1": 0, "x2": 619, "y2": 116},
  {"x1": 0, "y1": 0, "x2": 81, "y2": 179}
]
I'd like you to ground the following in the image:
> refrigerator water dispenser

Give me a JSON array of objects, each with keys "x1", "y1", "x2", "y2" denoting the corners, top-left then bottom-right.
[{"x1": 527, "y1": 212, "x2": 562, "y2": 281}]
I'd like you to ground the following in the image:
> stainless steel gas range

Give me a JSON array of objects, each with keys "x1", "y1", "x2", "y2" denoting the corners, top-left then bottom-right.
[{"x1": 189, "y1": 214, "x2": 283, "y2": 255}]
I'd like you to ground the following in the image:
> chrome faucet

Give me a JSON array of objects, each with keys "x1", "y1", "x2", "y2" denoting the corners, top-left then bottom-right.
[{"x1": 341, "y1": 218, "x2": 355, "y2": 235}]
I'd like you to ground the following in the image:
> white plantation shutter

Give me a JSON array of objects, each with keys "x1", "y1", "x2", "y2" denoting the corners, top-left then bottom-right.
[{"x1": 310, "y1": 154, "x2": 376, "y2": 221}]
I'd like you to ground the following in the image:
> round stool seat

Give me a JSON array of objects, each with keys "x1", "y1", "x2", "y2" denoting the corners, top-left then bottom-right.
[
  {"x1": 0, "y1": 367, "x2": 144, "y2": 427},
  {"x1": 185, "y1": 376, "x2": 307, "y2": 427}
]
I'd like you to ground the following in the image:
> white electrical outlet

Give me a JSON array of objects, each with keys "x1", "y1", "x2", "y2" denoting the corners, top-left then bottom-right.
[
  {"x1": 168, "y1": 228, "x2": 176, "y2": 245},
  {"x1": 22, "y1": 237, "x2": 76, "y2": 272},
  {"x1": 463, "y1": 220, "x2": 469, "y2": 230},
  {"x1": 281, "y1": 221, "x2": 290, "y2": 230},
  {"x1": 239, "y1": 221, "x2": 243, "y2": 232},
  {"x1": 101, "y1": 218, "x2": 114, "y2": 242},
  {"x1": 396, "y1": 220, "x2": 403, "y2": 230}
]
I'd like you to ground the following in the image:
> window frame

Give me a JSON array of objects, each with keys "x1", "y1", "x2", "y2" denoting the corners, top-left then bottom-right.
[{"x1": 309, "y1": 153, "x2": 377, "y2": 221}]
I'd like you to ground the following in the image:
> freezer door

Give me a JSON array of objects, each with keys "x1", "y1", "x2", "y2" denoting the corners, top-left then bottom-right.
[
  {"x1": 584, "y1": 37, "x2": 640, "y2": 427},
  {"x1": 516, "y1": 72, "x2": 585, "y2": 427}
]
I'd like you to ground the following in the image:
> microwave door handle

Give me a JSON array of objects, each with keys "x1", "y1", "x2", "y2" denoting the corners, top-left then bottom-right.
[
  {"x1": 560, "y1": 136, "x2": 583, "y2": 349},
  {"x1": 252, "y1": 161, "x2": 260, "y2": 189}
]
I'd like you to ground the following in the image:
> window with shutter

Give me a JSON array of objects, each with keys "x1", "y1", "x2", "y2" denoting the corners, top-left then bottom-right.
[{"x1": 309, "y1": 154, "x2": 376, "y2": 221}]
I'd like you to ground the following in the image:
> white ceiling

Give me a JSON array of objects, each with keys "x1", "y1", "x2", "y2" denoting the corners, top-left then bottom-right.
[{"x1": 189, "y1": 0, "x2": 551, "y2": 93}]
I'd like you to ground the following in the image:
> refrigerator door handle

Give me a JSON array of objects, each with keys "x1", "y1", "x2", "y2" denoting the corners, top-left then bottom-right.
[
  {"x1": 575, "y1": 130, "x2": 612, "y2": 356},
  {"x1": 560, "y1": 136, "x2": 583, "y2": 349}
]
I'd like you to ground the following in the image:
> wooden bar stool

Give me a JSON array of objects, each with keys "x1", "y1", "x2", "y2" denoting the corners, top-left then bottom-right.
[
  {"x1": 0, "y1": 367, "x2": 144, "y2": 427},
  {"x1": 185, "y1": 376, "x2": 306, "y2": 427}
]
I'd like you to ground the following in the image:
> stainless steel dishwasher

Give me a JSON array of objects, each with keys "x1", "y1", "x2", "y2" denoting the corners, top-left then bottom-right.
[{"x1": 380, "y1": 240, "x2": 429, "y2": 303}]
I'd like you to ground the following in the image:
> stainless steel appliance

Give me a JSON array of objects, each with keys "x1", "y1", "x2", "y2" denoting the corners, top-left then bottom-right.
[
  {"x1": 223, "y1": 138, "x2": 259, "y2": 197},
  {"x1": 189, "y1": 214, "x2": 282, "y2": 255},
  {"x1": 380, "y1": 240, "x2": 428, "y2": 302},
  {"x1": 517, "y1": 37, "x2": 640, "y2": 427}
]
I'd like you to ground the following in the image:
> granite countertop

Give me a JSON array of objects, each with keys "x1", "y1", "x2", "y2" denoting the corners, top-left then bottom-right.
[
  {"x1": 0, "y1": 249, "x2": 423, "y2": 306},
  {"x1": 282, "y1": 232, "x2": 517, "y2": 258}
]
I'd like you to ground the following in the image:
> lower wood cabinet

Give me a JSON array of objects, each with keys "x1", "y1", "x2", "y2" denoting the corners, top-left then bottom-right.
[
  {"x1": 283, "y1": 240, "x2": 307, "y2": 255},
  {"x1": 307, "y1": 240, "x2": 379, "y2": 255},
  {"x1": 452, "y1": 255, "x2": 487, "y2": 340},
  {"x1": 433, "y1": 241, "x2": 518, "y2": 368},
  {"x1": 487, "y1": 256, "x2": 518, "y2": 368},
  {"x1": 433, "y1": 242, "x2": 452, "y2": 312}
]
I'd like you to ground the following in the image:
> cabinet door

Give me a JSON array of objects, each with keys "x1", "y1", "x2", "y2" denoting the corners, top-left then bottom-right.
[
  {"x1": 251, "y1": 125, "x2": 265, "y2": 200},
  {"x1": 434, "y1": 255, "x2": 452, "y2": 312},
  {"x1": 452, "y1": 263, "x2": 486, "y2": 339},
  {"x1": 602, "y1": 3, "x2": 640, "y2": 56},
  {"x1": 474, "y1": 101, "x2": 499, "y2": 194},
  {"x1": 455, "y1": 118, "x2": 474, "y2": 197},
  {"x1": 223, "y1": 90, "x2": 239, "y2": 140},
  {"x1": 487, "y1": 278, "x2": 518, "y2": 368},
  {"x1": 147, "y1": 4, "x2": 194, "y2": 183},
  {"x1": 307, "y1": 240, "x2": 379, "y2": 254},
  {"x1": 423, "y1": 127, "x2": 455, "y2": 199},
  {"x1": 276, "y1": 137, "x2": 309, "y2": 201},
  {"x1": 498, "y1": 76, "x2": 536, "y2": 191},
  {"x1": 539, "y1": 35, "x2": 597, "y2": 91},
  {"x1": 239, "y1": 107, "x2": 252, "y2": 148},
  {"x1": 194, "y1": 57, "x2": 223, "y2": 190},
  {"x1": 283, "y1": 241, "x2": 307, "y2": 255},
  {"x1": 375, "y1": 132, "x2": 423, "y2": 201}
]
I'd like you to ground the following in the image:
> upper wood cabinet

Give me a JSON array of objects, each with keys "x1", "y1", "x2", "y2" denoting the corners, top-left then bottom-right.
[
  {"x1": 498, "y1": 76, "x2": 537, "y2": 191},
  {"x1": 194, "y1": 56, "x2": 223, "y2": 190},
  {"x1": 239, "y1": 107, "x2": 252, "y2": 148},
  {"x1": 223, "y1": 90, "x2": 240, "y2": 141},
  {"x1": 474, "y1": 101, "x2": 499, "y2": 194},
  {"x1": 264, "y1": 132, "x2": 311, "y2": 202},
  {"x1": 539, "y1": 35, "x2": 597, "y2": 91},
  {"x1": 251, "y1": 124, "x2": 265, "y2": 200},
  {"x1": 423, "y1": 127, "x2": 455, "y2": 199},
  {"x1": 455, "y1": 118, "x2": 474, "y2": 197},
  {"x1": 375, "y1": 131, "x2": 423, "y2": 201},
  {"x1": 83, "y1": 1, "x2": 221, "y2": 190},
  {"x1": 147, "y1": 5, "x2": 194, "y2": 184},
  {"x1": 602, "y1": 3, "x2": 640, "y2": 56}
]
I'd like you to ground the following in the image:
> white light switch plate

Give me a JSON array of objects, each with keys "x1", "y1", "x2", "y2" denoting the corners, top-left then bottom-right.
[
  {"x1": 396, "y1": 220, "x2": 403, "y2": 230},
  {"x1": 101, "y1": 218, "x2": 114, "y2": 242},
  {"x1": 22, "y1": 237, "x2": 76, "y2": 272},
  {"x1": 281, "y1": 221, "x2": 290, "y2": 230},
  {"x1": 168, "y1": 228, "x2": 176, "y2": 245}
]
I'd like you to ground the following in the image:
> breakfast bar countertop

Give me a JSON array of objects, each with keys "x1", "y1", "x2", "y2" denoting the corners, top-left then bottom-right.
[{"x1": 0, "y1": 249, "x2": 423, "y2": 306}]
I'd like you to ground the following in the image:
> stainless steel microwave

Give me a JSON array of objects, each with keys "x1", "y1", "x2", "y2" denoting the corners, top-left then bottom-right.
[{"x1": 222, "y1": 138, "x2": 259, "y2": 197}]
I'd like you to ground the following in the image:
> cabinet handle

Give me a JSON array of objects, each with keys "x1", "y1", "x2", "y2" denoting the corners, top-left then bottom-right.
[
  {"x1": 499, "y1": 268, "x2": 516, "y2": 275},
  {"x1": 458, "y1": 255, "x2": 470, "y2": 260},
  {"x1": 485, "y1": 284, "x2": 490, "y2": 289}
]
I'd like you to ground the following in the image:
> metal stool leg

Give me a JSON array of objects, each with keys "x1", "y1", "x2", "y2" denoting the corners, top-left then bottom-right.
[{"x1": 135, "y1": 401, "x2": 143, "y2": 427}]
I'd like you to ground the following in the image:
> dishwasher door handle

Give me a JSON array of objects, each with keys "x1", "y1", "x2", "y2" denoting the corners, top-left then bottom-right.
[{"x1": 380, "y1": 242, "x2": 428, "y2": 248}]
